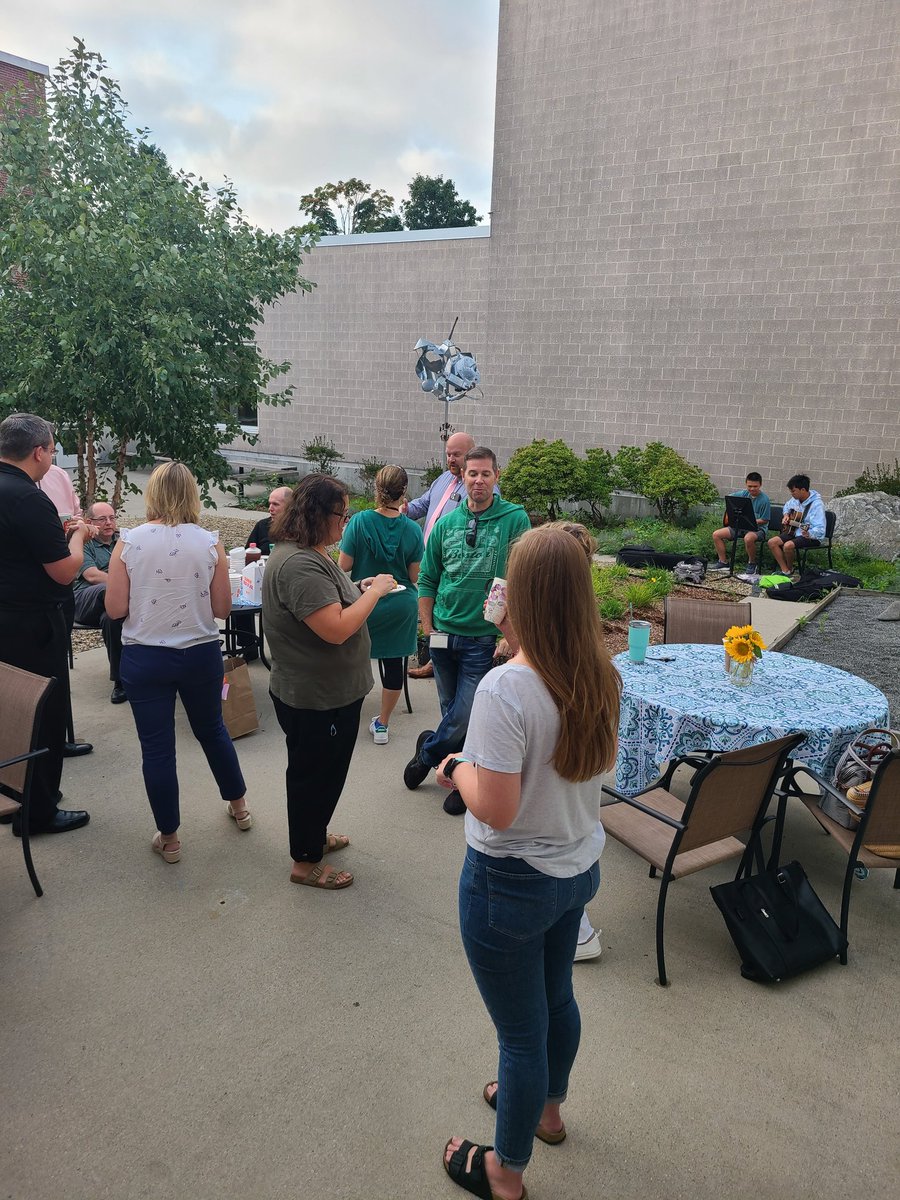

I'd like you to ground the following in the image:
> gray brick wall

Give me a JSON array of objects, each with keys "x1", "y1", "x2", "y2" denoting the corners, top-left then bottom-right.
[{"x1": 255, "y1": 0, "x2": 900, "y2": 497}]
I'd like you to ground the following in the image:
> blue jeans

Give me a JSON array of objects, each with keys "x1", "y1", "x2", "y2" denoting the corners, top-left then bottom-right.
[
  {"x1": 459, "y1": 846, "x2": 600, "y2": 1171},
  {"x1": 421, "y1": 634, "x2": 496, "y2": 767},
  {"x1": 120, "y1": 641, "x2": 246, "y2": 835}
]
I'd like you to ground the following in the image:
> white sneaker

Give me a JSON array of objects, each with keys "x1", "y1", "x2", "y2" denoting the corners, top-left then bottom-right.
[
  {"x1": 369, "y1": 718, "x2": 388, "y2": 745},
  {"x1": 737, "y1": 570, "x2": 759, "y2": 583},
  {"x1": 574, "y1": 931, "x2": 602, "y2": 962}
]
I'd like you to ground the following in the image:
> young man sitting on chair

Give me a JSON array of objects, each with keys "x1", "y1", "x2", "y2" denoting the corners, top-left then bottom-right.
[
  {"x1": 767, "y1": 474, "x2": 826, "y2": 576},
  {"x1": 709, "y1": 472, "x2": 771, "y2": 581}
]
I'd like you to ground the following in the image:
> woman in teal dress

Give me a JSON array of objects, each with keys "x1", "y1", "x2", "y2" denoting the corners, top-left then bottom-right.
[{"x1": 339, "y1": 466, "x2": 424, "y2": 744}]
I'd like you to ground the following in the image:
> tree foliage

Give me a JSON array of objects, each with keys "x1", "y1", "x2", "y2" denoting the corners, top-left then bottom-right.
[
  {"x1": 302, "y1": 436, "x2": 344, "y2": 476},
  {"x1": 298, "y1": 178, "x2": 401, "y2": 234},
  {"x1": 613, "y1": 442, "x2": 719, "y2": 521},
  {"x1": 501, "y1": 439, "x2": 584, "y2": 520},
  {"x1": 401, "y1": 173, "x2": 479, "y2": 230},
  {"x1": 0, "y1": 40, "x2": 316, "y2": 506}
]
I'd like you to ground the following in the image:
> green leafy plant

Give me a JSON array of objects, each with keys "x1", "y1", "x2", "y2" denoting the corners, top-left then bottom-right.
[
  {"x1": 613, "y1": 443, "x2": 719, "y2": 521},
  {"x1": 302, "y1": 437, "x2": 344, "y2": 476},
  {"x1": 578, "y1": 446, "x2": 618, "y2": 525},
  {"x1": 420, "y1": 457, "x2": 445, "y2": 487},
  {"x1": 599, "y1": 597, "x2": 627, "y2": 620},
  {"x1": 502, "y1": 439, "x2": 584, "y2": 520},
  {"x1": 835, "y1": 459, "x2": 900, "y2": 498},
  {"x1": 357, "y1": 457, "x2": 386, "y2": 498}
]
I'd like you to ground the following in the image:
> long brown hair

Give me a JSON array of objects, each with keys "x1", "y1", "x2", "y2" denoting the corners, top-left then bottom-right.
[
  {"x1": 375, "y1": 465, "x2": 407, "y2": 507},
  {"x1": 506, "y1": 525, "x2": 620, "y2": 782},
  {"x1": 270, "y1": 474, "x2": 347, "y2": 547}
]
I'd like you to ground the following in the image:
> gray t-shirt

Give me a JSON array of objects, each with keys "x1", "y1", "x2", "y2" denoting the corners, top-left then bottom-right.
[
  {"x1": 262, "y1": 543, "x2": 373, "y2": 710},
  {"x1": 463, "y1": 663, "x2": 606, "y2": 877}
]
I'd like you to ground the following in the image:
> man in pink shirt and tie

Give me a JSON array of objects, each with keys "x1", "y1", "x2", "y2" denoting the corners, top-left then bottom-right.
[{"x1": 403, "y1": 433, "x2": 498, "y2": 678}]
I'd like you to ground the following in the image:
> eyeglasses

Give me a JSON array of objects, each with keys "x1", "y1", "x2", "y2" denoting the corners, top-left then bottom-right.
[
  {"x1": 465, "y1": 515, "x2": 479, "y2": 548},
  {"x1": 332, "y1": 508, "x2": 351, "y2": 523}
]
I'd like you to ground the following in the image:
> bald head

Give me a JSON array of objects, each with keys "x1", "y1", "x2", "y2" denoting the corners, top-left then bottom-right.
[
  {"x1": 268, "y1": 486, "x2": 293, "y2": 518},
  {"x1": 445, "y1": 432, "x2": 475, "y2": 477}
]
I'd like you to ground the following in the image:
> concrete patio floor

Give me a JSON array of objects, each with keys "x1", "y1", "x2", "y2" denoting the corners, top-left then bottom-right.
[{"x1": 2, "y1": 596, "x2": 898, "y2": 1199}]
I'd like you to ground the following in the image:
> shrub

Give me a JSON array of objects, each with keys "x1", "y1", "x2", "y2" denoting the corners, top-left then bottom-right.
[
  {"x1": 302, "y1": 437, "x2": 344, "y2": 475},
  {"x1": 421, "y1": 457, "x2": 445, "y2": 487},
  {"x1": 502, "y1": 438, "x2": 584, "y2": 520},
  {"x1": 599, "y1": 596, "x2": 627, "y2": 620},
  {"x1": 835, "y1": 459, "x2": 900, "y2": 498},
  {"x1": 613, "y1": 442, "x2": 719, "y2": 521},
  {"x1": 578, "y1": 446, "x2": 618, "y2": 524},
  {"x1": 624, "y1": 581, "x2": 659, "y2": 610},
  {"x1": 357, "y1": 456, "x2": 386, "y2": 498}
]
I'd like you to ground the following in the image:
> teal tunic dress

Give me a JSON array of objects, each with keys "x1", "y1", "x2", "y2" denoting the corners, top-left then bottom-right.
[{"x1": 340, "y1": 510, "x2": 424, "y2": 660}]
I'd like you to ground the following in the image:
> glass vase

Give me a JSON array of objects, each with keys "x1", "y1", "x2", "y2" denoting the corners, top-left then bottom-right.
[{"x1": 727, "y1": 658, "x2": 755, "y2": 688}]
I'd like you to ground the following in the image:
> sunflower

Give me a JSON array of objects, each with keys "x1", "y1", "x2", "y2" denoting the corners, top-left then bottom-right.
[{"x1": 725, "y1": 637, "x2": 755, "y2": 663}]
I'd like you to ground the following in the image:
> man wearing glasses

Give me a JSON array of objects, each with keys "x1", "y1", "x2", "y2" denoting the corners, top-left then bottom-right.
[
  {"x1": 404, "y1": 447, "x2": 530, "y2": 814},
  {"x1": 73, "y1": 501, "x2": 127, "y2": 704}
]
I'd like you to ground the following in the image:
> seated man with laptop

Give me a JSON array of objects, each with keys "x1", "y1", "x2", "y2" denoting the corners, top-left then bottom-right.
[{"x1": 709, "y1": 472, "x2": 771, "y2": 581}]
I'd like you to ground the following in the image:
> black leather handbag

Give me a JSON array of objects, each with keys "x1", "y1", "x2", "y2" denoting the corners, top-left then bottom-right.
[{"x1": 710, "y1": 861, "x2": 846, "y2": 982}]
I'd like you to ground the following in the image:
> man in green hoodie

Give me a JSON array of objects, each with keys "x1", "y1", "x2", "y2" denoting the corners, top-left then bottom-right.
[{"x1": 404, "y1": 446, "x2": 530, "y2": 814}]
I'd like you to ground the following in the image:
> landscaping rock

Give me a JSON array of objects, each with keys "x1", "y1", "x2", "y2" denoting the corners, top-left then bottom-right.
[{"x1": 828, "y1": 491, "x2": 900, "y2": 561}]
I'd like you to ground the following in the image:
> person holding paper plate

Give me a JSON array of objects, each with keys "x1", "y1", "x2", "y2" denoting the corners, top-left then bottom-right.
[
  {"x1": 105, "y1": 461, "x2": 251, "y2": 865},
  {"x1": 264, "y1": 474, "x2": 396, "y2": 890},
  {"x1": 339, "y1": 466, "x2": 424, "y2": 746}
]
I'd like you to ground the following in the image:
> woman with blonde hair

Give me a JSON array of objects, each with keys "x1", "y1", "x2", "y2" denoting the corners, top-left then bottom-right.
[
  {"x1": 338, "y1": 465, "x2": 424, "y2": 744},
  {"x1": 106, "y1": 462, "x2": 250, "y2": 863},
  {"x1": 437, "y1": 523, "x2": 621, "y2": 1200}
]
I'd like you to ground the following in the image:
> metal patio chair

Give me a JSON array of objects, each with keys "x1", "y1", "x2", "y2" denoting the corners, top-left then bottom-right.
[{"x1": 0, "y1": 662, "x2": 56, "y2": 897}]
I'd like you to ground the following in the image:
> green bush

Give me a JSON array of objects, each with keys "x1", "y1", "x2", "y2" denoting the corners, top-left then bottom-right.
[
  {"x1": 420, "y1": 457, "x2": 444, "y2": 487},
  {"x1": 613, "y1": 442, "x2": 719, "y2": 521},
  {"x1": 599, "y1": 596, "x2": 627, "y2": 620},
  {"x1": 502, "y1": 439, "x2": 584, "y2": 520},
  {"x1": 577, "y1": 446, "x2": 618, "y2": 525},
  {"x1": 357, "y1": 456, "x2": 386, "y2": 498},
  {"x1": 835, "y1": 459, "x2": 900, "y2": 498},
  {"x1": 302, "y1": 437, "x2": 344, "y2": 475}
]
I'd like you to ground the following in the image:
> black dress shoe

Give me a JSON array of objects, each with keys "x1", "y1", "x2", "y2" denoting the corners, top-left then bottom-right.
[
  {"x1": 63, "y1": 741, "x2": 94, "y2": 757},
  {"x1": 442, "y1": 789, "x2": 466, "y2": 816},
  {"x1": 110, "y1": 684, "x2": 127, "y2": 704},
  {"x1": 12, "y1": 809, "x2": 90, "y2": 836}
]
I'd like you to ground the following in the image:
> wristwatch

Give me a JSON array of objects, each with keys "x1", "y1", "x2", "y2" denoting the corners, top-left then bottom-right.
[{"x1": 444, "y1": 757, "x2": 468, "y2": 780}]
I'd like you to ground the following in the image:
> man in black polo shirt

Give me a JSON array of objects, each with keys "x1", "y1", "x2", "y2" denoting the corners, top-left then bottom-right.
[
  {"x1": 0, "y1": 413, "x2": 92, "y2": 835},
  {"x1": 233, "y1": 485, "x2": 292, "y2": 660}
]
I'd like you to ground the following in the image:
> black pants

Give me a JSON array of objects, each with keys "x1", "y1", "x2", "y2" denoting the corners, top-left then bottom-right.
[
  {"x1": 0, "y1": 606, "x2": 68, "y2": 826},
  {"x1": 230, "y1": 611, "x2": 259, "y2": 660},
  {"x1": 270, "y1": 692, "x2": 363, "y2": 863},
  {"x1": 73, "y1": 583, "x2": 124, "y2": 681}
]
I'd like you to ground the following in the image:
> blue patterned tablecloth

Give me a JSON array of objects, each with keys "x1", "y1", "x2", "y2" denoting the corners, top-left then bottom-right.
[{"x1": 613, "y1": 644, "x2": 890, "y2": 796}]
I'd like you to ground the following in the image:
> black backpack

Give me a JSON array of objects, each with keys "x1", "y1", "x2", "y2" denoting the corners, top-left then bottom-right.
[
  {"x1": 764, "y1": 567, "x2": 861, "y2": 602},
  {"x1": 616, "y1": 544, "x2": 707, "y2": 577}
]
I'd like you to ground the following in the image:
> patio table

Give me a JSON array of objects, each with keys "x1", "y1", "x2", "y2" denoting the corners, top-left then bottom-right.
[
  {"x1": 613, "y1": 644, "x2": 889, "y2": 796},
  {"x1": 222, "y1": 602, "x2": 269, "y2": 670}
]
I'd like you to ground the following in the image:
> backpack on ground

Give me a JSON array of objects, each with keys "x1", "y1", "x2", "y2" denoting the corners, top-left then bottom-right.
[
  {"x1": 616, "y1": 545, "x2": 706, "y2": 578},
  {"x1": 763, "y1": 567, "x2": 861, "y2": 602}
]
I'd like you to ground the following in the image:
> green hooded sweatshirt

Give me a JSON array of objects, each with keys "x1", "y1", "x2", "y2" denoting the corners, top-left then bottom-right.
[{"x1": 417, "y1": 497, "x2": 531, "y2": 638}]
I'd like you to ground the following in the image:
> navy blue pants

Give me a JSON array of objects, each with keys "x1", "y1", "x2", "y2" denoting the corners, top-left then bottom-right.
[{"x1": 120, "y1": 640, "x2": 246, "y2": 835}]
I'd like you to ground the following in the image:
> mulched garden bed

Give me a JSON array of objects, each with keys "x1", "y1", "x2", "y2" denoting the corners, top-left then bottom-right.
[{"x1": 601, "y1": 573, "x2": 751, "y2": 656}]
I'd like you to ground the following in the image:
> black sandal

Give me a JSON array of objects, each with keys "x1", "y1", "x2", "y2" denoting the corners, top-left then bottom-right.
[{"x1": 443, "y1": 1139, "x2": 528, "y2": 1200}]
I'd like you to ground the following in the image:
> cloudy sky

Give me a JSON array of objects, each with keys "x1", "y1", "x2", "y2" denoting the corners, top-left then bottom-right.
[{"x1": 1, "y1": 0, "x2": 499, "y2": 233}]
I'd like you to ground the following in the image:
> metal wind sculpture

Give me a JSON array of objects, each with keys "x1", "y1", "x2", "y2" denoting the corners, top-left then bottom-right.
[{"x1": 413, "y1": 317, "x2": 481, "y2": 445}]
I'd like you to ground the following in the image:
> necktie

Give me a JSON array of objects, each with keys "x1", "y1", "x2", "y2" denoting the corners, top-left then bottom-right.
[{"x1": 424, "y1": 478, "x2": 459, "y2": 542}]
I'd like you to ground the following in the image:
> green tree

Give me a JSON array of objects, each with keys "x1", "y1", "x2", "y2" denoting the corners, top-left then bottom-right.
[
  {"x1": 578, "y1": 446, "x2": 617, "y2": 525},
  {"x1": 299, "y1": 178, "x2": 400, "y2": 234},
  {"x1": 302, "y1": 436, "x2": 344, "y2": 475},
  {"x1": 613, "y1": 442, "x2": 719, "y2": 521},
  {"x1": 401, "y1": 173, "x2": 479, "y2": 230},
  {"x1": 502, "y1": 439, "x2": 583, "y2": 520},
  {"x1": 0, "y1": 40, "x2": 315, "y2": 506}
]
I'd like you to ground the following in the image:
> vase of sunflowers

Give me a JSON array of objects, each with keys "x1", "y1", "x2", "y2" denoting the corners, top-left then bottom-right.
[{"x1": 723, "y1": 624, "x2": 765, "y2": 687}]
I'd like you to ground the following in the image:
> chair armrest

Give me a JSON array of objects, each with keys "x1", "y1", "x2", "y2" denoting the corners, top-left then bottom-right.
[
  {"x1": 0, "y1": 747, "x2": 49, "y2": 771},
  {"x1": 600, "y1": 784, "x2": 685, "y2": 831}
]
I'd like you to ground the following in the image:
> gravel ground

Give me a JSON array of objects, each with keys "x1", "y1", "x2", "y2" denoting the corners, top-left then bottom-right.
[{"x1": 782, "y1": 591, "x2": 898, "y2": 720}]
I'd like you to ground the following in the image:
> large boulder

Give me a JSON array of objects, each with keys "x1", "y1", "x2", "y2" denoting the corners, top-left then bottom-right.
[{"x1": 828, "y1": 491, "x2": 900, "y2": 561}]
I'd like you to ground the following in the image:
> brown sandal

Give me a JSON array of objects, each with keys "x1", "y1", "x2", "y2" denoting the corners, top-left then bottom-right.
[
  {"x1": 482, "y1": 1081, "x2": 566, "y2": 1145},
  {"x1": 324, "y1": 833, "x2": 350, "y2": 854},
  {"x1": 291, "y1": 862, "x2": 354, "y2": 890}
]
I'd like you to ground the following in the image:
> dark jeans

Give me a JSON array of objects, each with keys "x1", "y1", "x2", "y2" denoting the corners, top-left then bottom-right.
[
  {"x1": 74, "y1": 583, "x2": 123, "y2": 681},
  {"x1": 270, "y1": 692, "x2": 363, "y2": 862},
  {"x1": 0, "y1": 606, "x2": 68, "y2": 826},
  {"x1": 459, "y1": 847, "x2": 600, "y2": 1170},
  {"x1": 421, "y1": 635, "x2": 497, "y2": 767},
  {"x1": 120, "y1": 640, "x2": 246, "y2": 835}
]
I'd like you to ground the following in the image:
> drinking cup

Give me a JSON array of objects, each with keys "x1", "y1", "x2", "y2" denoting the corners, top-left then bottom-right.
[
  {"x1": 483, "y1": 577, "x2": 508, "y2": 626},
  {"x1": 628, "y1": 620, "x2": 652, "y2": 663}
]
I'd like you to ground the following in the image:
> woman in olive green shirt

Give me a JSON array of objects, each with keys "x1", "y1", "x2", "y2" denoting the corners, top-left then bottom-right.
[{"x1": 263, "y1": 475, "x2": 395, "y2": 890}]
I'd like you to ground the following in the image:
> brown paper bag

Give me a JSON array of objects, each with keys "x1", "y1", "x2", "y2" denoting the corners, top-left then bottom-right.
[{"x1": 221, "y1": 656, "x2": 259, "y2": 739}]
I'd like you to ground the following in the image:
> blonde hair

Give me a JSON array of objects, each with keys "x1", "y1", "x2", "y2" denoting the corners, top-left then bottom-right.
[
  {"x1": 506, "y1": 525, "x2": 620, "y2": 782},
  {"x1": 144, "y1": 461, "x2": 201, "y2": 526},
  {"x1": 375, "y1": 465, "x2": 408, "y2": 507}
]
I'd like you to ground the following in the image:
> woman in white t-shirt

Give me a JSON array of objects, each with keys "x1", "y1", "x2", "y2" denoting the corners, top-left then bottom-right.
[
  {"x1": 105, "y1": 462, "x2": 250, "y2": 864},
  {"x1": 437, "y1": 524, "x2": 621, "y2": 1200}
]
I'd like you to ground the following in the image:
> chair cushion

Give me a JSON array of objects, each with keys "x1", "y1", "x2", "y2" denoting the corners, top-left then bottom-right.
[{"x1": 601, "y1": 788, "x2": 747, "y2": 876}]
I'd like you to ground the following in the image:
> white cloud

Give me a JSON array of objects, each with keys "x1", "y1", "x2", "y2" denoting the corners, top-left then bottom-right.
[{"x1": 0, "y1": 0, "x2": 498, "y2": 231}]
